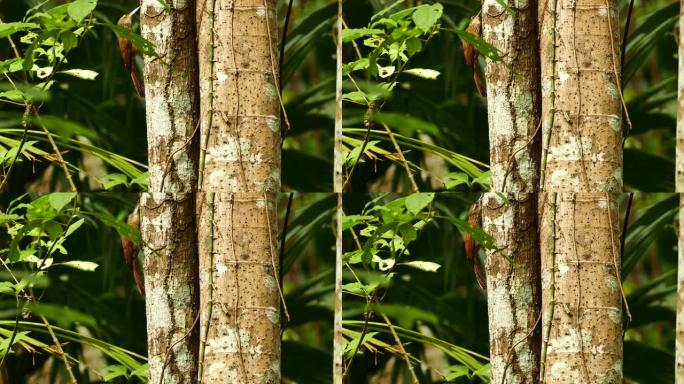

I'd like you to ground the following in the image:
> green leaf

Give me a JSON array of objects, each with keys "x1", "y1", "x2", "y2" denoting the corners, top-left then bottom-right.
[
  {"x1": 0, "y1": 22, "x2": 39, "y2": 39},
  {"x1": 445, "y1": 172, "x2": 470, "y2": 189},
  {"x1": 401, "y1": 261, "x2": 440, "y2": 272},
  {"x1": 60, "y1": 69, "x2": 98, "y2": 80},
  {"x1": 403, "y1": 68, "x2": 440, "y2": 79},
  {"x1": 342, "y1": 91, "x2": 370, "y2": 104},
  {"x1": 412, "y1": 3, "x2": 443, "y2": 33},
  {"x1": 342, "y1": 28, "x2": 383, "y2": 42},
  {"x1": 102, "y1": 173, "x2": 129, "y2": 190},
  {"x1": 102, "y1": 364, "x2": 129, "y2": 381},
  {"x1": 48, "y1": 192, "x2": 76, "y2": 211},
  {"x1": 68, "y1": 0, "x2": 97, "y2": 22},
  {"x1": 445, "y1": 365, "x2": 470, "y2": 380},
  {"x1": 59, "y1": 260, "x2": 99, "y2": 271},
  {"x1": 64, "y1": 218, "x2": 85, "y2": 237},
  {"x1": 405, "y1": 193, "x2": 434, "y2": 214}
]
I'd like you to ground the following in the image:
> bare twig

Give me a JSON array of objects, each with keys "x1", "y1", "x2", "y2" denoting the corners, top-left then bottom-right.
[
  {"x1": 382, "y1": 123, "x2": 418, "y2": 192},
  {"x1": 40, "y1": 315, "x2": 77, "y2": 384}
]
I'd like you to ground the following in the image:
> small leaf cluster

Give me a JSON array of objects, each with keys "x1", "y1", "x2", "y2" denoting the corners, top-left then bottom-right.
[
  {"x1": 0, "y1": 0, "x2": 99, "y2": 102},
  {"x1": 0, "y1": 193, "x2": 95, "y2": 286},
  {"x1": 342, "y1": 2, "x2": 444, "y2": 105},
  {"x1": 342, "y1": 193, "x2": 438, "y2": 296}
]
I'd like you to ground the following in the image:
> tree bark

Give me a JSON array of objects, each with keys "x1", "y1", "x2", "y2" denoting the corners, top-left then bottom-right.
[
  {"x1": 196, "y1": 0, "x2": 282, "y2": 382},
  {"x1": 538, "y1": 1, "x2": 624, "y2": 382},
  {"x1": 481, "y1": 1, "x2": 542, "y2": 383},
  {"x1": 140, "y1": 1, "x2": 201, "y2": 383},
  {"x1": 677, "y1": 195, "x2": 684, "y2": 382},
  {"x1": 538, "y1": 193, "x2": 622, "y2": 383},
  {"x1": 538, "y1": 0, "x2": 622, "y2": 192}
]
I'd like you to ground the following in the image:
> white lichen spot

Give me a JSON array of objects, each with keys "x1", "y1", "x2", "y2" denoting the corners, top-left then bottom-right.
[
  {"x1": 266, "y1": 116, "x2": 280, "y2": 133},
  {"x1": 487, "y1": 284, "x2": 515, "y2": 332},
  {"x1": 597, "y1": 5, "x2": 608, "y2": 17},
  {"x1": 547, "y1": 137, "x2": 593, "y2": 162},
  {"x1": 257, "y1": 359, "x2": 281, "y2": 384},
  {"x1": 548, "y1": 327, "x2": 593, "y2": 354},
  {"x1": 206, "y1": 139, "x2": 264, "y2": 163},
  {"x1": 216, "y1": 67, "x2": 229, "y2": 84},
  {"x1": 208, "y1": 169, "x2": 227, "y2": 186},
  {"x1": 607, "y1": 307, "x2": 621, "y2": 324},
  {"x1": 147, "y1": 285, "x2": 173, "y2": 331},
  {"x1": 216, "y1": 262, "x2": 228, "y2": 275},
  {"x1": 256, "y1": 198, "x2": 267, "y2": 209},
  {"x1": 610, "y1": 167, "x2": 622, "y2": 190},
  {"x1": 256, "y1": 5, "x2": 267, "y2": 17},
  {"x1": 557, "y1": 262, "x2": 570, "y2": 275},
  {"x1": 608, "y1": 114, "x2": 622, "y2": 133},
  {"x1": 265, "y1": 307, "x2": 280, "y2": 324},
  {"x1": 263, "y1": 83, "x2": 277, "y2": 100},
  {"x1": 206, "y1": 328, "x2": 259, "y2": 354},
  {"x1": 606, "y1": 82, "x2": 619, "y2": 101},
  {"x1": 558, "y1": 69, "x2": 571, "y2": 83},
  {"x1": 549, "y1": 169, "x2": 573, "y2": 187},
  {"x1": 263, "y1": 275, "x2": 277, "y2": 292},
  {"x1": 597, "y1": 198, "x2": 608, "y2": 209}
]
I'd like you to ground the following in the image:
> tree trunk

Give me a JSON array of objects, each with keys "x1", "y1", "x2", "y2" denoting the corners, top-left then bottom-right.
[
  {"x1": 538, "y1": 0, "x2": 622, "y2": 192},
  {"x1": 677, "y1": 195, "x2": 684, "y2": 382},
  {"x1": 139, "y1": 1, "x2": 201, "y2": 383},
  {"x1": 538, "y1": 1, "x2": 624, "y2": 382},
  {"x1": 539, "y1": 193, "x2": 622, "y2": 383},
  {"x1": 481, "y1": 1, "x2": 542, "y2": 383},
  {"x1": 195, "y1": 0, "x2": 282, "y2": 382}
]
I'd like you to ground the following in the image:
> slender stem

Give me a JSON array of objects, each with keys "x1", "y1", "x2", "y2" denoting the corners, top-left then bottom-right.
[
  {"x1": 380, "y1": 312, "x2": 419, "y2": 384},
  {"x1": 539, "y1": 0, "x2": 557, "y2": 190},
  {"x1": 197, "y1": 192, "x2": 215, "y2": 383},
  {"x1": 198, "y1": 0, "x2": 216, "y2": 189},
  {"x1": 381, "y1": 123, "x2": 419, "y2": 192},
  {"x1": 40, "y1": 315, "x2": 77, "y2": 384},
  {"x1": 539, "y1": 192, "x2": 557, "y2": 383}
]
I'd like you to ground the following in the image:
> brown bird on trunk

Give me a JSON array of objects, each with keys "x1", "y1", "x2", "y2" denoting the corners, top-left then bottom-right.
[
  {"x1": 462, "y1": 12, "x2": 486, "y2": 97},
  {"x1": 117, "y1": 7, "x2": 145, "y2": 97},
  {"x1": 464, "y1": 200, "x2": 487, "y2": 290},
  {"x1": 121, "y1": 203, "x2": 145, "y2": 296}
]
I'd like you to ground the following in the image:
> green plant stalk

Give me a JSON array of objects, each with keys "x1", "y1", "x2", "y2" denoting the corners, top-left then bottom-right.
[
  {"x1": 539, "y1": 192, "x2": 557, "y2": 383},
  {"x1": 198, "y1": 0, "x2": 216, "y2": 188},
  {"x1": 539, "y1": 0, "x2": 558, "y2": 190},
  {"x1": 197, "y1": 192, "x2": 215, "y2": 382}
]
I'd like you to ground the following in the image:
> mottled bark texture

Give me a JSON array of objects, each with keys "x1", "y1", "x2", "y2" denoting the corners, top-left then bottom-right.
[
  {"x1": 539, "y1": 193, "x2": 622, "y2": 383},
  {"x1": 196, "y1": 193, "x2": 281, "y2": 383},
  {"x1": 196, "y1": 0, "x2": 281, "y2": 192},
  {"x1": 482, "y1": 193, "x2": 541, "y2": 384},
  {"x1": 196, "y1": 0, "x2": 282, "y2": 382},
  {"x1": 140, "y1": 1, "x2": 201, "y2": 383},
  {"x1": 482, "y1": 1, "x2": 542, "y2": 382},
  {"x1": 482, "y1": 0, "x2": 540, "y2": 193},
  {"x1": 678, "y1": 0, "x2": 684, "y2": 191},
  {"x1": 141, "y1": 195, "x2": 200, "y2": 384},
  {"x1": 677, "y1": 195, "x2": 684, "y2": 382},
  {"x1": 537, "y1": 1, "x2": 624, "y2": 382},
  {"x1": 539, "y1": 0, "x2": 623, "y2": 192}
]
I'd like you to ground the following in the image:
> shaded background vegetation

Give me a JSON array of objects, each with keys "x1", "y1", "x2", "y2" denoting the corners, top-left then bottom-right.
[
  {"x1": 0, "y1": 0, "x2": 336, "y2": 192},
  {"x1": 342, "y1": 192, "x2": 678, "y2": 383},
  {"x1": 342, "y1": 0, "x2": 677, "y2": 192},
  {"x1": 0, "y1": 192, "x2": 335, "y2": 383}
]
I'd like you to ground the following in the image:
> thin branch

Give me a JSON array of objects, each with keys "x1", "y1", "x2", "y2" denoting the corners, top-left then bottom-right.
[
  {"x1": 381, "y1": 123, "x2": 418, "y2": 192},
  {"x1": 40, "y1": 315, "x2": 77, "y2": 384},
  {"x1": 380, "y1": 312, "x2": 420, "y2": 384}
]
